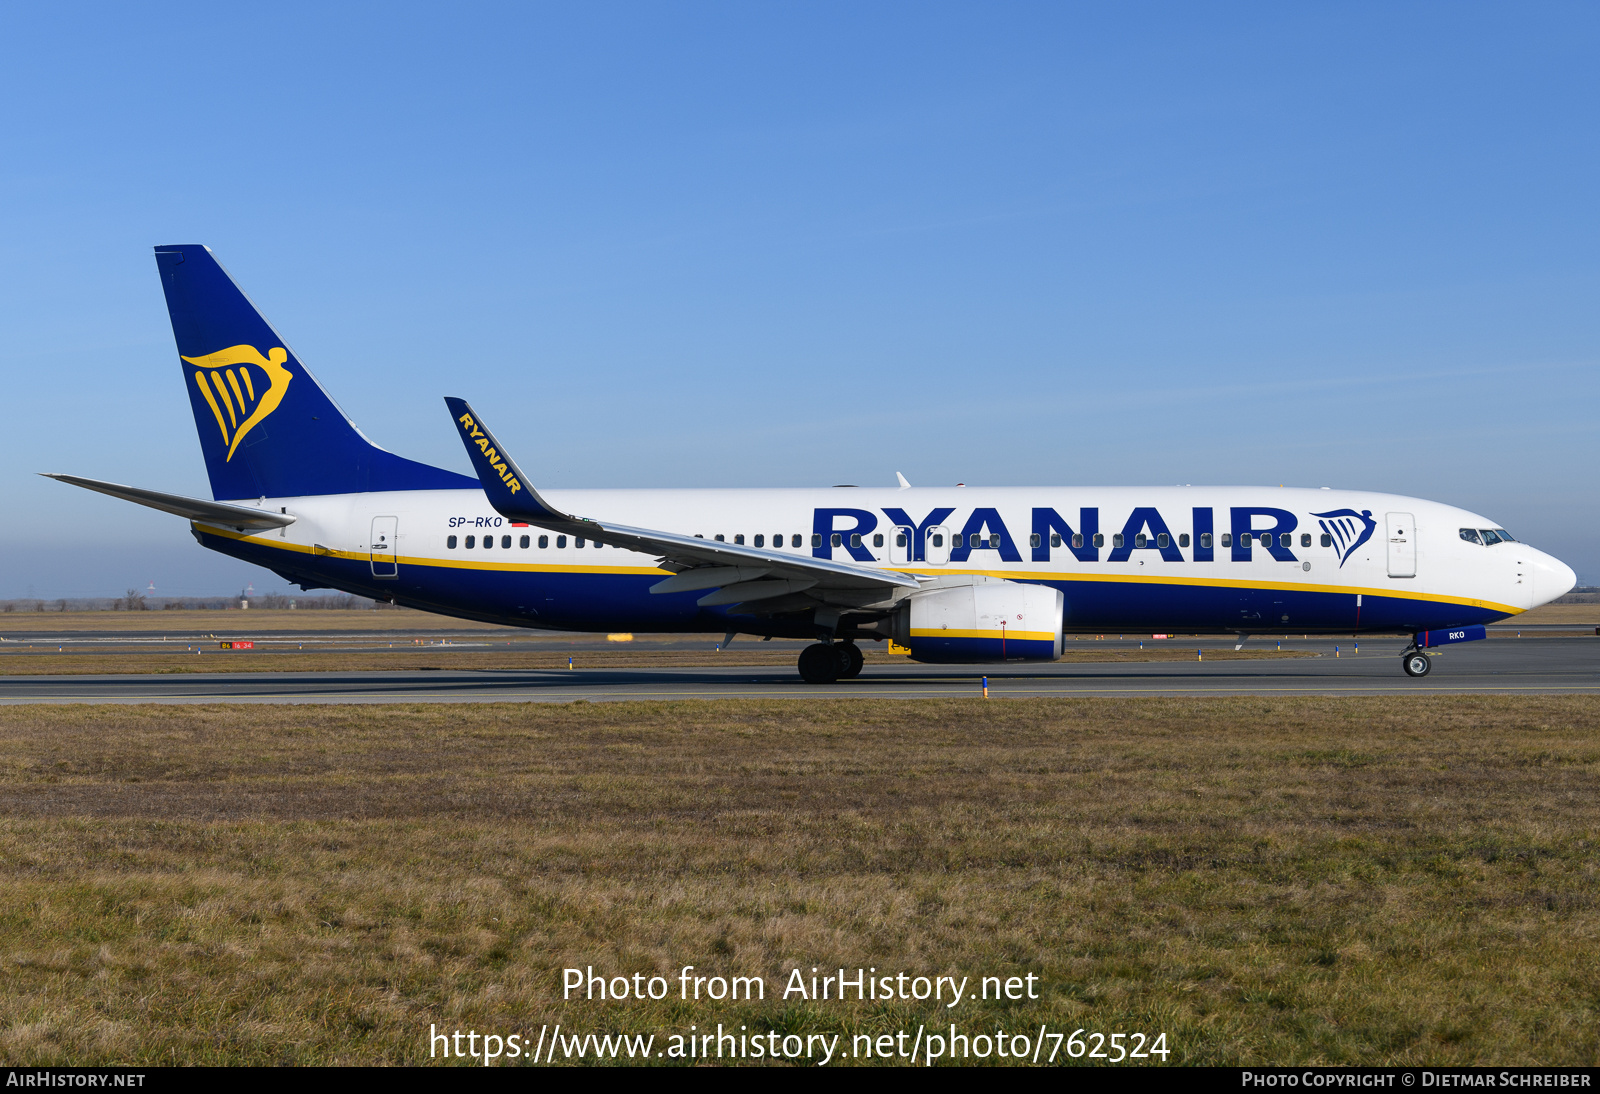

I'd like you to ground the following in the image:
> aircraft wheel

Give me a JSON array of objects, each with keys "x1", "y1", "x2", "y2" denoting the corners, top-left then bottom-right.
[
  {"x1": 798, "y1": 643, "x2": 840, "y2": 684},
  {"x1": 1401, "y1": 649, "x2": 1432, "y2": 678},
  {"x1": 836, "y1": 643, "x2": 864, "y2": 678}
]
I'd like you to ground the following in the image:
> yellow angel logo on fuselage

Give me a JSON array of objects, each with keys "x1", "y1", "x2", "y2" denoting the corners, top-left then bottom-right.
[{"x1": 182, "y1": 345, "x2": 293, "y2": 461}]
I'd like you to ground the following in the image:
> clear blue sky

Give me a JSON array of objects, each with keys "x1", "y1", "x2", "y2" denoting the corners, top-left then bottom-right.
[{"x1": 2, "y1": 2, "x2": 1596, "y2": 597}]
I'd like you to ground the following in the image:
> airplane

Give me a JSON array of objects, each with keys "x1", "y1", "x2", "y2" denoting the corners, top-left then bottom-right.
[{"x1": 45, "y1": 245, "x2": 1578, "y2": 683}]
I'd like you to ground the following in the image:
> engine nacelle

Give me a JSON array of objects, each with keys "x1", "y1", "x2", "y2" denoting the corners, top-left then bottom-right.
[{"x1": 892, "y1": 578, "x2": 1063, "y2": 663}]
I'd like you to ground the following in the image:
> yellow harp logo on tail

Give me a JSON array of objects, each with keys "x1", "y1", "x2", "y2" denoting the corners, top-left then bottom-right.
[{"x1": 182, "y1": 345, "x2": 293, "y2": 461}]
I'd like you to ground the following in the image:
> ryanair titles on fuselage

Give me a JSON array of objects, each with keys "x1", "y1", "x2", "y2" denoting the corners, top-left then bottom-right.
[
  {"x1": 808, "y1": 504, "x2": 1368, "y2": 566},
  {"x1": 438, "y1": 503, "x2": 1376, "y2": 568}
]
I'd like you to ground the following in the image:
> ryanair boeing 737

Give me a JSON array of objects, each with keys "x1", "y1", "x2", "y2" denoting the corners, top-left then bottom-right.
[{"x1": 46, "y1": 245, "x2": 1577, "y2": 683}]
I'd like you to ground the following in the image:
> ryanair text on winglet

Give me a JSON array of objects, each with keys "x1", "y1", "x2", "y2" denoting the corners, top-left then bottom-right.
[{"x1": 457, "y1": 412, "x2": 523, "y2": 496}]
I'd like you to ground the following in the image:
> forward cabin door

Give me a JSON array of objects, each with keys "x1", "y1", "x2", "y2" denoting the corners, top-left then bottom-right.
[
  {"x1": 370, "y1": 516, "x2": 399, "y2": 578},
  {"x1": 1386, "y1": 512, "x2": 1415, "y2": 578}
]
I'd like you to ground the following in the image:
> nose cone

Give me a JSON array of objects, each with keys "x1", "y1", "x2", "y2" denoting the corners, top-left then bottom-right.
[{"x1": 1533, "y1": 550, "x2": 1578, "y2": 607}]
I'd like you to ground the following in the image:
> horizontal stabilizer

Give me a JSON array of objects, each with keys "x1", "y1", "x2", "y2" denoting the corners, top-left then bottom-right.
[{"x1": 41, "y1": 474, "x2": 296, "y2": 531}]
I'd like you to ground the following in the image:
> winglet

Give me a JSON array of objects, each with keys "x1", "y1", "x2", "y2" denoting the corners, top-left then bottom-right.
[
  {"x1": 895, "y1": 471, "x2": 911, "y2": 490},
  {"x1": 444, "y1": 397, "x2": 575, "y2": 524}
]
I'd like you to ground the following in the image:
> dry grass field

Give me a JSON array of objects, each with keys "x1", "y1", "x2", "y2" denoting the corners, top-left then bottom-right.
[{"x1": 1, "y1": 697, "x2": 1597, "y2": 1066}]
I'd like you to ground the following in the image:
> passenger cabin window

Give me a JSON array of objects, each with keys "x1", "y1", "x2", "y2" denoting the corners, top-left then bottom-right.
[
  {"x1": 1220, "y1": 533, "x2": 1232, "y2": 548},
  {"x1": 1200, "y1": 532, "x2": 1212, "y2": 549},
  {"x1": 447, "y1": 535, "x2": 458, "y2": 549},
  {"x1": 931, "y1": 533, "x2": 944, "y2": 547},
  {"x1": 872, "y1": 533, "x2": 883, "y2": 548},
  {"x1": 520, "y1": 535, "x2": 530, "y2": 548},
  {"x1": 556, "y1": 536, "x2": 567, "y2": 548},
  {"x1": 539, "y1": 535, "x2": 549, "y2": 548},
  {"x1": 714, "y1": 534, "x2": 724, "y2": 542},
  {"x1": 1320, "y1": 533, "x2": 1333, "y2": 547},
  {"x1": 896, "y1": 533, "x2": 907, "y2": 547},
  {"x1": 1178, "y1": 533, "x2": 1189, "y2": 548},
  {"x1": 483, "y1": 535, "x2": 493, "y2": 549},
  {"x1": 988, "y1": 534, "x2": 1000, "y2": 548},
  {"x1": 1072, "y1": 534, "x2": 1084, "y2": 549},
  {"x1": 828, "y1": 533, "x2": 840, "y2": 548},
  {"x1": 849, "y1": 534, "x2": 861, "y2": 548},
  {"x1": 576, "y1": 537, "x2": 585, "y2": 548},
  {"x1": 1092, "y1": 533, "x2": 1104, "y2": 548},
  {"x1": 1135, "y1": 533, "x2": 1147, "y2": 548},
  {"x1": 734, "y1": 534, "x2": 744, "y2": 545},
  {"x1": 1048, "y1": 533, "x2": 1060, "y2": 548},
  {"x1": 1240, "y1": 533, "x2": 1252, "y2": 546},
  {"x1": 1300, "y1": 533, "x2": 1311, "y2": 547},
  {"x1": 1280, "y1": 533, "x2": 1292, "y2": 548},
  {"x1": 1157, "y1": 533, "x2": 1169, "y2": 548},
  {"x1": 1031, "y1": 534, "x2": 1042, "y2": 548},
  {"x1": 502, "y1": 535, "x2": 512, "y2": 549},
  {"x1": 793, "y1": 534, "x2": 803, "y2": 548},
  {"x1": 753, "y1": 534, "x2": 764, "y2": 547},
  {"x1": 1113, "y1": 533, "x2": 1125, "y2": 548},
  {"x1": 465, "y1": 535, "x2": 475, "y2": 548}
]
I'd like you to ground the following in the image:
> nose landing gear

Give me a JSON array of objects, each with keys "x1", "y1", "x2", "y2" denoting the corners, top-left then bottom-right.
[{"x1": 1401, "y1": 648, "x2": 1432, "y2": 677}]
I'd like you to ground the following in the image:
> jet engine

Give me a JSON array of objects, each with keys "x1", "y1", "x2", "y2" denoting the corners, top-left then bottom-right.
[{"x1": 890, "y1": 577, "x2": 1063, "y2": 663}]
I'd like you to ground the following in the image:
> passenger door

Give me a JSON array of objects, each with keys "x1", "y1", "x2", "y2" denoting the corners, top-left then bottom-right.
[
  {"x1": 370, "y1": 516, "x2": 399, "y2": 578},
  {"x1": 1386, "y1": 512, "x2": 1415, "y2": 578}
]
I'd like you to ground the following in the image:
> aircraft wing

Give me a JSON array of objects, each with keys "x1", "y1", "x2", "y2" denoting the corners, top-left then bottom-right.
[
  {"x1": 443, "y1": 398, "x2": 918, "y2": 606},
  {"x1": 41, "y1": 473, "x2": 297, "y2": 532}
]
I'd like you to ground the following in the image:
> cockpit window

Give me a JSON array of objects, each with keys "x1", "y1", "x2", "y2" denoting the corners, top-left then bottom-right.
[
  {"x1": 1479, "y1": 529, "x2": 1503, "y2": 546},
  {"x1": 1494, "y1": 529, "x2": 1515, "y2": 542},
  {"x1": 1459, "y1": 528, "x2": 1482, "y2": 545}
]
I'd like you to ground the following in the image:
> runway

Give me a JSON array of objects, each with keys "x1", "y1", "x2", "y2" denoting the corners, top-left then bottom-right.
[{"x1": 0, "y1": 637, "x2": 1593, "y2": 703}]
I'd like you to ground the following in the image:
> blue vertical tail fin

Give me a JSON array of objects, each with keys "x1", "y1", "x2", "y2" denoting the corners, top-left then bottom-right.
[{"x1": 154, "y1": 245, "x2": 476, "y2": 499}]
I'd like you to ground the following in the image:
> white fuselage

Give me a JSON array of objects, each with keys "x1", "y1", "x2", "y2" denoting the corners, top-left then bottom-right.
[{"x1": 195, "y1": 485, "x2": 1575, "y2": 637}]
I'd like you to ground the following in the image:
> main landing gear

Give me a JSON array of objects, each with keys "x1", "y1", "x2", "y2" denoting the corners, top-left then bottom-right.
[
  {"x1": 1401, "y1": 647, "x2": 1432, "y2": 678},
  {"x1": 797, "y1": 642, "x2": 864, "y2": 684}
]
